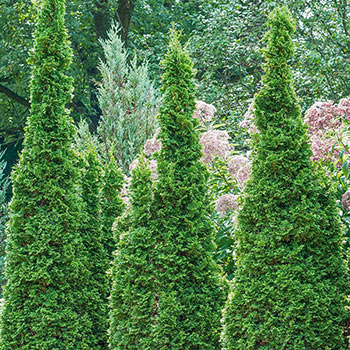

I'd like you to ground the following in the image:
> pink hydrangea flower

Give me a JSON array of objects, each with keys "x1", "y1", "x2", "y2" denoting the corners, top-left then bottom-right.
[
  {"x1": 215, "y1": 194, "x2": 239, "y2": 217},
  {"x1": 342, "y1": 191, "x2": 350, "y2": 211},
  {"x1": 232, "y1": 216, "x2": 237, "y2": 225},
  {"x1": 240, "y1": 102, "x2": 259, "y2": 134},
  {"x1": 144, "y1": 128, "x2": 162, "y2": 156},
  {"x1": 193, "y1": 100, "x2": 216, "y2": 123},
  {"x1": 309, "y1": 132, "x2": 338, "y2": 163},
  {"x1": 120, "y1": 175, "x2": 131, "y2": 207},
  {"x1": 304, "y1": 101, "x2": 342, "y2": 134},
  {"x1": 236, "y1": 165, "x2": 251, "y2": 188},
  {"x1": 227, "y1": 155, "x2": 250, "y2": 178},
  {"x1": 304, "y1": 99, "x2": 350, "y2": 163},
  {"x1": 149, "y1": 159, "x2": 158, "y2": 180},
  {"x1": 200, "y1": 130, "x2": 231, "y2": 163},
  {"x1": 338, "y1": 98, "x2": 350, "y2": 119}
]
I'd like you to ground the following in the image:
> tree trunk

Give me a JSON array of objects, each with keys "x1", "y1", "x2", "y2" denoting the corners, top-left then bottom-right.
[{"x1": 117, "y1": 0, "x2": 134, "y2": 44}]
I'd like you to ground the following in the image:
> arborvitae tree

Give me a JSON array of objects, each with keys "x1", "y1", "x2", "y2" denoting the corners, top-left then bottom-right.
[
  {"x1": 109, "y1": 154, "x2": 155, "y2": 349},
  {"x1": 151, "y1": 30, "x2": 225, "y2": 349},
  {"x1": 101, "y1": 150, "x2": 125, "y2": 261},
  {"x1": 0, "y1": 149, "x2": 9, "y2": 294},
  {"x1": 222, "y1": 7, "x2": 348, "y2": 350},
  {"x1": 0, "y1": 0, "x2": 92, "y2": 348},
  {"x1": 79, "y1": 141, "x2": 109, "y2": 350}
]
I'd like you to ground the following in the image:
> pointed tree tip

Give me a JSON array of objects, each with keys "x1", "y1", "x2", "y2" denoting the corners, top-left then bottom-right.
[{"x1": 268, "y1": 6, "x2": 295, "y2": 33}]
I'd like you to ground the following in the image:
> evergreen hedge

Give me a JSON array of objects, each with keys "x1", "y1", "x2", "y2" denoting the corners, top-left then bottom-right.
[
  {"x1": 0, "y1": 0, "x2": 92, "y2": 348},
  {"x1": 222, "y1": 7, "x2": 348, "y2": 350}
]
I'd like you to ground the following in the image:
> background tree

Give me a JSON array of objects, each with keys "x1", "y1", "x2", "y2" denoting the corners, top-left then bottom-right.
[
  {"x1": 0, "y1": 0, "x2": 92, "y2": 348},
  {"x1": 97, "y1": 23, "x2": 158, "y2": 174},
  {"x1": 109, "y1": 154, "x2": 155, "y2": 349},
  {"x1": 2, "y1": 0, "x2": 350, "y2": 175},
  {"x1": 151, "y1": 30, "x2": 225, "y2": 349},
  {"x1": 222, "y1": 7, "x2": 348, "y2": 349}
]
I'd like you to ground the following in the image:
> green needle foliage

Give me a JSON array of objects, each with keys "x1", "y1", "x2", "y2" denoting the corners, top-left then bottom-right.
[
  {"x1": 0, "y1": 0, "x2": 92, "y2": 348},
  {"x1": 222, "y1": 7, "x2": 348, "y2": 350},
  {"x1": 79, "y1": 143, "x2": 109, "y2": 350},
  {"x1": 101, "y1": 150, "x2": 125, "y2": 261},
  {"x1": 0, "y1": 149, "x2": 9, "y2": 295},
  {"x1": 151, "y1": 30, "x2": 225, "y2": 349},
  {"x1": 109, "y1": 154, "x2": 155, "y2": 350}
]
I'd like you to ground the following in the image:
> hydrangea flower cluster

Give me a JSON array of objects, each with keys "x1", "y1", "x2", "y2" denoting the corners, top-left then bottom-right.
[
  {"x1": 227, "y1": 155, "x2": 251, "y2": 189},
  {"x1": 193, "y1": 100, "x2": 216, "y2": 124},
  {"x1": 144, "y1": 128, "x2": 161, "y2": 156},
  {"x1": 305, "y1": 101, "x2": 343, "y2": 134},
  {"x1": 227, "y1": 155, "x2": 250, "y2": 178},
  {"x1": 342, "y1": 191, "x2": 350, "y2": 211},
  {"x1": 200, "y1": 130, "x2": 231, "y2": 163},
  {"x1": 131, "y1": 101, "x2": 253, "y2": 218},
  {"x1": 215, "y1": 194, "x2": 239, "y2": 217},
  {"x1": 304, "y1": 99, "x2": 350, "y2": 163},
  {"x1": 239, "y1": 102, "x2": 259, "y2": 134}
]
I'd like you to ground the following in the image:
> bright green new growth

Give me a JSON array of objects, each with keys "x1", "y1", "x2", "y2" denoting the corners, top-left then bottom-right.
[
  {"x1": 151, "y1": 30, "x2": 225, "y2": 349},
  {"x1": 0, "y1": 0, "x2": 92, "y2": 348},
  {"x1": 222, "y1": 7, "x2": 348, "y2": 350},
  {"x1": 79, "y1": 140, "x2": 109, "y2": 350},
  {"x1": 101, "y1": 150, "x2": 125, "y2": 261},
  {"x1": 109, "y1": 154, "x2": 155, "y2": 349}
]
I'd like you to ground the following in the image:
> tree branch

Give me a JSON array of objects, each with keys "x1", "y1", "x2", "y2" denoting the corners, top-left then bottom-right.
[{"x1": 0, "y1": 84, "x2": 30, "y2": 108}]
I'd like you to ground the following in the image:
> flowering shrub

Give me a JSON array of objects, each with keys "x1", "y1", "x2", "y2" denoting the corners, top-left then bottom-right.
[
  {"x1": 200, "y1": 129, "x2": 231, "y2": 163},
  {"x1": 215, "y1": 194, "x2": 239, "y2": 217},
  {"x1": 304, "y1": 100, "x2": 350, "y2": 163},
  {"x1": 193, "y1": 100, "x2": 216, "y2": 124}
]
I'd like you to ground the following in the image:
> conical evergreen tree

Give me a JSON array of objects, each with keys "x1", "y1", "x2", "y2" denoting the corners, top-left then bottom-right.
[
  {"x1": 222, "y1": 7, "x2": 348, "y2": 350},
  {"x1": 109, "y1": 154, "x2": 155, "y2": 349},
  {"x1": 0, "y1": 0, "x2": 91, "y2": 348},
  {"x1": 101, "y1": 151, "x2": 125, "y2": 261},
  {"x1": 79, "y1": 142, "x2": 109, "y2": 350},
  {"x1": 151, "y1": 30, "x2": 225, "y2": 349}
]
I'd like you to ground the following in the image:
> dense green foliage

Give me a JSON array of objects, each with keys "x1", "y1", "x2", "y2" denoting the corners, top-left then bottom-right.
[
  {"x1": 101, "y1": 151, "x2": 125, "y2": 261},
  {"x1": 222, "y1": 8, "x2": 348, "y2": 349},
  {"x1": 109, "y1": 154, "x2": 155, "y2": 349},
  {"x1": 0, "y1": 149, "x2": 9, "y2": 293},
  {"x1": 0, "y1": 0, "x2": 116, "y2": 143},
  {"x1": 97, "y1": 23, "x2": 158, "y2": 174},
  {"x1": 3, "y1": 0, "x2": 350, "y2": 150},
  {"x1": 0, "y1": 0, "x2": 92, "y2": 348},
  {"x1": 150, "y1": 30, "x2": 225, "y2": 349},
  {"x1": 79, "y1": 142, "x2": 109, "y2": 350}
]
